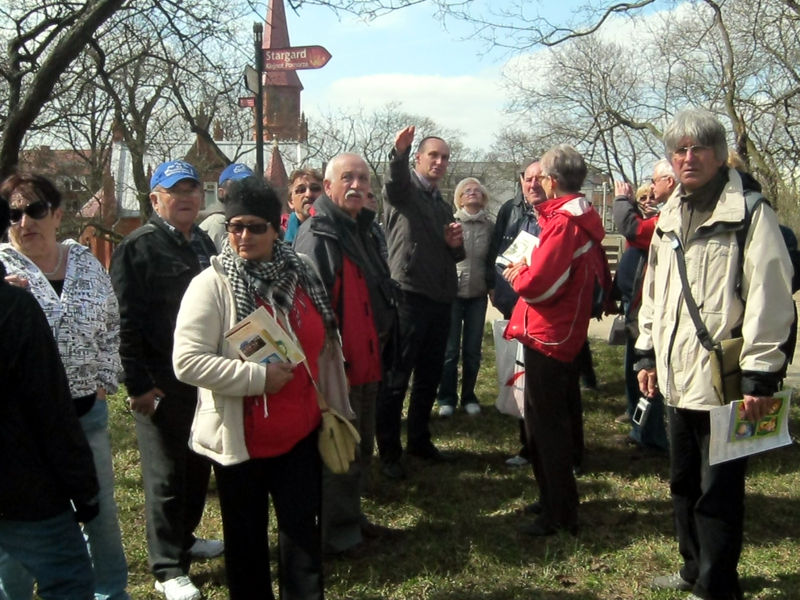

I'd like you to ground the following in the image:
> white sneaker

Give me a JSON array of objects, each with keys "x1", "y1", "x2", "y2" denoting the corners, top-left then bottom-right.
[
  {"x1": 438, "y1": 405, "x2": 455, "y2": 417},
  {"x1": 188, "y1": 537, "x2": 224, "y2": 559},
  {"x1": 505, "y1": 454, "x2": 529, "y2": 467},
  {"x1": 464, "y1": 403, "x2": 481, "y2": 416},
  {"x1": 155, "y1": 576, "x2": 200, "y2": 600}
]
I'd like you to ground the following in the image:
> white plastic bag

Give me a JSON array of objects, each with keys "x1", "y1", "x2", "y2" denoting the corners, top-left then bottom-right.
[{"x1": 492, "y1": 320, "x2": 525, "y2": 418}]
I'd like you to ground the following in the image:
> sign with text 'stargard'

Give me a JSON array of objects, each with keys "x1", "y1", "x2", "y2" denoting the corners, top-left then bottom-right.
[{"x1": 262, "y1": 45, "x2": 331, "y2": 71}]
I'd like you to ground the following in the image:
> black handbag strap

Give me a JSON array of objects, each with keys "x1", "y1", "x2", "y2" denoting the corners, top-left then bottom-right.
[{"x1": 670, "y1": 236, "x2": 716, "y2": 351}]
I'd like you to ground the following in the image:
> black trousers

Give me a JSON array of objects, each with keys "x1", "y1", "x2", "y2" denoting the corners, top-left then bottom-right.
[
  {"x1": 376, "y1": 291, "x2": 451, "y2": 461},
  {"x1": 669, "y1": 407, "x2": 746, "y2": 600},
  {"x1": 134, "y1": 392, "x2": 211, "y2": 581},
  {"x1": 214, "y1": 432, "x2": 323, "y2": 600},
  {"x1": 522, "y1": 347, "x2": 582, "y2": 530}
]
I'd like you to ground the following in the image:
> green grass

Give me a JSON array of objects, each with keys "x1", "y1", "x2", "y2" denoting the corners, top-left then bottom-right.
[{"x1": 105, "y1": 328, "x2": 800, "y2": 599}]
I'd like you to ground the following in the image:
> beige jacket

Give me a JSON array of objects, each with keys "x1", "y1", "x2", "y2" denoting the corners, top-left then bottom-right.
[
  {"x1": 173, "y1": 258, "x2": 266, "y2": 465},
  {"x1": 636, "y1": 169, "x2": 793, "y2": 410}
]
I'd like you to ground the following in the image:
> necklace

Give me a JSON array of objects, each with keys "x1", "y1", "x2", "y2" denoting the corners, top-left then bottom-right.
[{"x1": 41, "y1": 244, "x2": 64, "y2": 278}]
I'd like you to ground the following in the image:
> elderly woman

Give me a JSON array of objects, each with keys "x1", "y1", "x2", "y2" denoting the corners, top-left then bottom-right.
[
  {"x1": 437, "y1": 177, "x2": 495, "y2": 417},
  {"x1": 0, "y1": 174, "x2": 129, "y2": 600},
  {"x1": 173, "y1": 176, "x2": 337, "y2": 600}
]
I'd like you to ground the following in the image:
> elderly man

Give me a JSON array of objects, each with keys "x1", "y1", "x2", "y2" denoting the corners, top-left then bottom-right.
[
  {"x1": 636, "y1": 109, "x2": 793, "y2": 600},
  {"x1": 283, "y1": 167, "x2": 323, "y2": 243},
  {"x1": 294, "y1": 153, "x2": 397, "y2": 556},
  {"x1": 612, "y1": 159, "x2": 677, "y2": 453},
  {"x1": 199, "y1": 163, "x2": 253, "y2": 251},
  {"x1": 376, "y1": 125, "x2": 465, "y2": 479},
  {"x1": 504, "y1": 145, "x2": 610, "y2": 536},
  {"x1": 110, "y1": 160, "x2": 221, "y2": 600},
  {"x1": 490, "y1": 160, "x2": 544, "y2": 468}
]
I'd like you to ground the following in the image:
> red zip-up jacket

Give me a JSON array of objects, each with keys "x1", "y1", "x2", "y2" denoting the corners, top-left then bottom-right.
[{"x1": 505, "y1": 194, "x2": 610, "y2": 362}]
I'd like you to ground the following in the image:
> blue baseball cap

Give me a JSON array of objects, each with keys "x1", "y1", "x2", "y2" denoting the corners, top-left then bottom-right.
[
  {"x1": 219, "y1": 163, "x2": 254, "y2": 186},
  {"x1": 150, "y1": 160, "x2": 200, "y2": 190}
]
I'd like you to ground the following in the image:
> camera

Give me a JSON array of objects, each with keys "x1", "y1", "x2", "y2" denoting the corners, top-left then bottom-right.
[{"x1": 632, "y1": 397, "x2": 652, "y2": 427}]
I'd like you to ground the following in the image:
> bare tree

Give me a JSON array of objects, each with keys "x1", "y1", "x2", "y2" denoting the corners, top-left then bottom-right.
[{"x1": 0, "y1": 0, "x2": 127, "y2": 176}]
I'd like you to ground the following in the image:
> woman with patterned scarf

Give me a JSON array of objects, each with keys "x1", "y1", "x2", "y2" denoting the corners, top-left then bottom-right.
[{"x1": 173, "y1": 176, "x2": 337, "y2": 600}]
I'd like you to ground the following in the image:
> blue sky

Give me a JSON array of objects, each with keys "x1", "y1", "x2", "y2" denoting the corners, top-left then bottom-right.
[
  {"x1": 272, "y1": 1, "x2": 670, "y2": 152},
  {"x1": 278, "y1": 1, "x2": 563, "y2": 151}
]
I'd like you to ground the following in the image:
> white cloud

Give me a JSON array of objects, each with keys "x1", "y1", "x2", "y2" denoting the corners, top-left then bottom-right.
[{"x1": 303, "y1": 71, "x2": 508, "y2": 151}]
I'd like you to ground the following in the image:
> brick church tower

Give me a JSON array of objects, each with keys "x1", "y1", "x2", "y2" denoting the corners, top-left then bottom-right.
[{"x1": 261, "y1": 0, "x2": 308, "y2": 143}]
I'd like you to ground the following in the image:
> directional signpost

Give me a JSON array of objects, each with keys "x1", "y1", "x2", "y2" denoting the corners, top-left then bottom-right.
[
  {"x1": 263, "y1": 46, "x2": 332, "y2": 71},
  {"x1": 242, "y1": 24, "x2": 332, "y2": 176}
]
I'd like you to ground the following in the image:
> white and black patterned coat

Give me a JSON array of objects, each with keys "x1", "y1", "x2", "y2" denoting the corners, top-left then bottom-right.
[{"x1": 0, "y1": 240, "x2": 121, "y2": 398}]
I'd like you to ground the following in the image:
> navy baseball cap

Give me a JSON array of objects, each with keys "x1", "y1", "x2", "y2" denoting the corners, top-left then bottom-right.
[
  {"x1": 219, "y1": 163, "x2": 254, "y2": 186},
  {"x1": 150, "y1": 160, "x2": 200, "y2": 190}
]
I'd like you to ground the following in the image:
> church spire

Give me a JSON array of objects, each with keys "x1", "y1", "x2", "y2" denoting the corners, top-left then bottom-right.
[{"x1": 260, "y1": 0, "x2": 306, "y2": 142}]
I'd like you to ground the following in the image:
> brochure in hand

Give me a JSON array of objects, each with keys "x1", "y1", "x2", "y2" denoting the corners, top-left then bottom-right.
[
  {"x1": 709, "y1": 389, "x2": 792, "y2": 465},
  {"x1": 496, "y1": 230, "x2": 539, "y2": 268},
  {"x1": 224, "y1": 306, "x2": 305, "y2": 365}
]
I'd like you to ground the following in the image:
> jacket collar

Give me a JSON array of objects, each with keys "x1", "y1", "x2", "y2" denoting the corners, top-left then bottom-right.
[{"x1": 657, "y1": 168, "x2": 746, "y2": 238}]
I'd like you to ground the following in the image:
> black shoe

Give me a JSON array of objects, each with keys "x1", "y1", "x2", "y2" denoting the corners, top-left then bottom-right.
[
  {"x1": 406, "y1": 444, "x2": 454, "y2": 462},
  {"x1": 519, "y1": 518, "x2": 557, "y2": 537},
  {"x1": 523, "y1": 501, "x2": 543, "y2": 515},
  {"x1": 380, "y1": 460, "x2": 406, "y2": 480},
  {"x1": 519, "y1": 517, "x2": 577, "y2": 537}
]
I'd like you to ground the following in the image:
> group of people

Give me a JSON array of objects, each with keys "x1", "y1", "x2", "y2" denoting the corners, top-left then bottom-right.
[{"x1": 0, "y1": 107, "x2": 794, "y2": 600}]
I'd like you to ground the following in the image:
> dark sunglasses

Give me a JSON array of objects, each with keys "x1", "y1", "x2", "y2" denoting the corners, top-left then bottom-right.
[
  {"x1": 225, "y1": 221, "x2": 270, "y2": 235},
  {"x1": 293, "y1": 183, "x2": 322, "y2": 195},
  {"x1": 9, "y1": 200, "x2": 51, "y2": 224}
]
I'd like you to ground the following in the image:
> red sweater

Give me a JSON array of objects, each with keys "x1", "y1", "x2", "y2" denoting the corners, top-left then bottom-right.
[{"x1": 243, "y1": 287, "x2": 323, "y2": 458}]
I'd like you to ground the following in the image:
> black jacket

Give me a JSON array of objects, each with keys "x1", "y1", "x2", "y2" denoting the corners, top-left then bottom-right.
[
  {"x1": 294, "y1": 194, "x2": 398, "y2": 342},
  {"x1": 489, "y1": 190, "x2": 540, "y2": 319},
  {"x1": 0, "y1": 265, "x2": 98, "y2": 520},
  {"x1": 110, "y1": 216, "x2": 216, "y2": 398},
  {"x1": 383, "y1": 147, "x2": 465, "y2": 303}
]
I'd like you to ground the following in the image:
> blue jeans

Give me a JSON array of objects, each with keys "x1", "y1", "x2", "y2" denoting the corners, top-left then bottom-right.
[
  {"x1": 0, "y1": 401, "x2": 129, "y2": 600},
  {"x1": 438, "y1": 296, "x2": 488, "y2": 407},
  {"x1": 0, "y1": 510, "x2": 94, "y2": 600}
]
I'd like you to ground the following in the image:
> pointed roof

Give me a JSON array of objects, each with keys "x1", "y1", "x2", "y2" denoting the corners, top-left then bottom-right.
[
  {"x1": 263, "y1": 0, "x2": 303, "y2": 89},
  {"x1": 266, "y1": 140, "x2": 288, "y2": 189}
]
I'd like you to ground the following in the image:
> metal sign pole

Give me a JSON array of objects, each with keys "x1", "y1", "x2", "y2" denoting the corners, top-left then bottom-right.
[{"x1": 253, "y1": 22, "x2": 264, "y2": 177}]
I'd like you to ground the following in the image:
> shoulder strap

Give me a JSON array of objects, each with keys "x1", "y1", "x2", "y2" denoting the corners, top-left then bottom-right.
[
  {"x1": 670, "y1": 235, "x2": 716, "y2": 351},
  {"x1": 735, "y1": 190, "x2": 770, "y2": 293}
]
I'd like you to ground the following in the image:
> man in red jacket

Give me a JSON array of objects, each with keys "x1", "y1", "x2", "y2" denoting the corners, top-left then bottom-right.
[
  {"x1": 294, "y1": 153, "x2": 397, "y2": 556},
  {"x1": 504, "y1": 145, "x2": 611, "y2": 536}
]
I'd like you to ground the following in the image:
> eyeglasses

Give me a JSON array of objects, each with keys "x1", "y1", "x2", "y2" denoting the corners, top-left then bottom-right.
[
  {"x1": 673, "y1": 145, "x2": 710, "y2": 158},
  {"x1": 225, "y1": 222, "x2": 270, "y2": 235},
  {"x1": 293, "y1": 183, "x2": 322, "y2": 195},
  {"x1": 9, "y1": 200, "x2": 51, "y2": 224}
]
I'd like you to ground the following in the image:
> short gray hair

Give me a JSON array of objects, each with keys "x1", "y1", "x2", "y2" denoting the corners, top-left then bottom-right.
[
  {"x1": 324, "y1": 153, "x2": 366, "y2": 181},
  {"x1": 652, "y1": 158, "x2": 675, "y2": 179},
  {"x1": 663, "y1": 108, "x2": 728, "y2": 162},
  {"x1": 540, "y1": 145, "x2": 587, "y2": 193}
]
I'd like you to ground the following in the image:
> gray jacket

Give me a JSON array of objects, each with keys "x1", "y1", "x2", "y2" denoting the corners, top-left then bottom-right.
[{"x1": 453, "y1": 208, "x2": 495, "y2": 298}]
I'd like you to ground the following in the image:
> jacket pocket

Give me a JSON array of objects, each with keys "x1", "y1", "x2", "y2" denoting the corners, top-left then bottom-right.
[{"x1": 192, "y1": 399, "x2": 225, "y2": 454}]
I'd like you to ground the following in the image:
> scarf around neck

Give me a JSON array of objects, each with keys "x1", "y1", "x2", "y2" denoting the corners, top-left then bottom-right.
[{"x1": 219, "y1": 239, "x2": 337, "y2": 335}]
